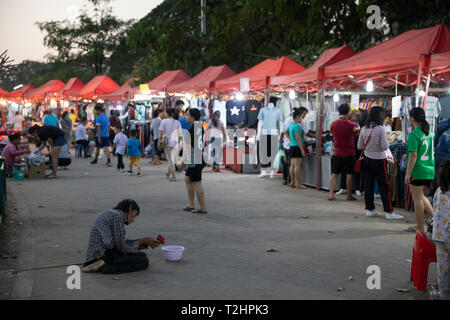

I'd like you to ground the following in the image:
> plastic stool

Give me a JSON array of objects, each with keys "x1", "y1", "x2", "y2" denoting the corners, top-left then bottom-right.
[
  {"x1": 410, "y1": 231, "x2": 437, "y2": 291},
  {"x1": 76, "y1": 144, "x2": 83, "y2": 158}
]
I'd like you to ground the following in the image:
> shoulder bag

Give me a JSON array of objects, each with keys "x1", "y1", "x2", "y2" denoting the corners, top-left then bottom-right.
[
  {"x1": 354, "y1": 127, "x2": 375, "y2": 173},
  {"x1": 159, "y1": 119, "x2": 176, "y2": 149}
]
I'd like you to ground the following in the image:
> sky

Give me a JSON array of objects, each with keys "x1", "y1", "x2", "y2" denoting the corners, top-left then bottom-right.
[{"x1": 0, "y1": 0, "x2": 164, "y2": 64}]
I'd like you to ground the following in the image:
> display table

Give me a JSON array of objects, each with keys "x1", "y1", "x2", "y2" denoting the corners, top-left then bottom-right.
[{"x1": 302, "y1": 153, "x2": 342, "y2": 191}]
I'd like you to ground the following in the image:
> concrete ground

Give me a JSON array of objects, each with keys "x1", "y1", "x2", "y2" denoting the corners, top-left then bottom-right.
[{"x1": 0, "y1": 154, "x2": 437, "y2": 300}]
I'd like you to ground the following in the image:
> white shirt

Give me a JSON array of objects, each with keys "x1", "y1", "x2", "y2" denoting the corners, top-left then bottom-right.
[
  {"x1": 75, "y1": 124, "x2": 87, "y2": 141},
  {"x1": 13, "y1": 115, "x2": 24, "y2": 130},
  {"x1": 113, "y1": 132, "x2": 128, "y2": 155}
]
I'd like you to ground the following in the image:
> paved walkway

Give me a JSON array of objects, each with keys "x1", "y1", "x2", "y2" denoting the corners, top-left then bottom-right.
[{"x1": 0, "y1": 155, "x2": 436, "y2": 300}]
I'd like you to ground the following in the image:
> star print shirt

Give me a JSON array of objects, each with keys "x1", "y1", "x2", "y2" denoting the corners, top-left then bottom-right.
[
  {"x1": 226, "y1": 100, "x2": 246, "y2": 125},
  {"x1": 432, "y1": 188, "x2": 450, "y2": 243}
]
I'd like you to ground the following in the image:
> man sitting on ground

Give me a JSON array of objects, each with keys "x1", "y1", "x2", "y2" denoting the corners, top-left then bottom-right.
[{"x1": 82, "y1": 199, "x2": 161, "y2": 274}]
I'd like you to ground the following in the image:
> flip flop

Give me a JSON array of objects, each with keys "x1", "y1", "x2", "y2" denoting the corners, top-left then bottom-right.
[
  {"x1": 403, "y1": 226, "x2": 416, "y2": 232},
  {"x1": 193, "y1": 209, "x2": 208, "y2": 214},
  {"x1": 183, "y1": 207, "x2": 195, "y2": 212}
]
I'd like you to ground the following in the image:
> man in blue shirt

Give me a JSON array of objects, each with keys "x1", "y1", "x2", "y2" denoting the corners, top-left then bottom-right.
[
  {"x1": 91, "y1": 104, "x2": 112, "y2": 167},
  {"x1": 43, "y1": 109, "x2": 60, "y2": 127}
]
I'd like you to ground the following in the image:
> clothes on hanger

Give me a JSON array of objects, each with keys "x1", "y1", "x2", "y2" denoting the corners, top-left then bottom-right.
[
  {"x1": 226, "y1": 100, "x2": 246, "y2": 126},
  {"x1": 276, "y1": 94, "x2": 291, "y2": 121},
  {"x1": 401, "y1": 96, "x2": 441, "y2": 138},
  {"x1": 213, "y1": 100, "x2": 227, "y2": 126},
  {"x1": 244, "y1": 100, "x2": 262, "y2": 129},
  {"x1": 257, "y1": 103, "x2": 282, "y2": 136}
]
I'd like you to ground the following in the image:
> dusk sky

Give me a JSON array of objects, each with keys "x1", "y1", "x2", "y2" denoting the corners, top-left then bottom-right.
[{"x1": 0, "y1": 0, "x2": 164, "y2": 64}]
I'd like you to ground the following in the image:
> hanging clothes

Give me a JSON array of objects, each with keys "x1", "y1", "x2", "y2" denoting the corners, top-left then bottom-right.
[
  {"x1": 226, "y1": 100, "x2": 246, "y2": 126},
  {"x1": 213, "y1": 100, "x2": 227, "y2": 127},
  {"x1": 244, "y1": 100, "x2": 262, "y2": 129},
  {"x1": 401, "y1": 96, "x2": 441, "y2": 139},
  {"x1": 276, "y1": 94, "x2": 291, "y2": 121}
]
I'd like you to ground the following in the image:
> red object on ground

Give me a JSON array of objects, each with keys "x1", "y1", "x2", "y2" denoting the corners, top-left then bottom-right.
[
  {"x1": 157, "y1": 235, "x2": 166, "y2": 244},
  {"x1": 410, "y1": 231, "x2": 437, "y2": 291},
  {"x1": 168, "y1": 65, "x2": 236, "y2": 93}
]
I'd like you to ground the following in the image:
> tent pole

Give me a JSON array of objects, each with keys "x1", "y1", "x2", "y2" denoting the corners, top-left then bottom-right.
[
  {"x1": 422, "y1": 72, "x2": 431, "y2": 110},
  {"x1": 316, "y1": 82, "x2": 324, "y2": 191}
]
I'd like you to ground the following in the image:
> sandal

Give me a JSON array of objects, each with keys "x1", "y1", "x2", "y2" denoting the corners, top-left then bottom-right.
[
  {"x1": 403, "y1": 226, "x2": 417, "y2": 233},
  {"x1": 193, "y1": 209, "x2": 208, "y2": 214},
  {"x1": 184, "y1": 207, "x2": 195, "y2": 212},
  {"x1": 169, "y1": 177, "x2": 177, "y2": 182}
]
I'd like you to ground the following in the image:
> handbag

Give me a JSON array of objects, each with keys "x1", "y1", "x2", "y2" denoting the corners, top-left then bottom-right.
[
  {"x1": 354, "y1": 127, "x2": 374, "y2": 173},
  {"x1": 159, "y1": 119, "x2": 176, "y2": 149}
]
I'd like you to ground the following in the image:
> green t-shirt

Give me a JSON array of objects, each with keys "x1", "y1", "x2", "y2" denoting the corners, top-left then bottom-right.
[
  {"x1": 406, "y1": 127, "x2": 435, "y2": 180},
  {"x1": 288, "y1": 122, "x2": 304, "y2": 147}
]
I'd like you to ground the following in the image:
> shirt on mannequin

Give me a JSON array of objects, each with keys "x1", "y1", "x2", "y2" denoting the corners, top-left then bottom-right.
[{"x1": 257, "y1": 103, "x2": 282, "y2": 136}]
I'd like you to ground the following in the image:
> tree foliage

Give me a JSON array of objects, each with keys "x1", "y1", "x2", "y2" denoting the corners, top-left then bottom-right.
[{"x1": 36, "y1": 0, "x2": 132, "y2": 74}]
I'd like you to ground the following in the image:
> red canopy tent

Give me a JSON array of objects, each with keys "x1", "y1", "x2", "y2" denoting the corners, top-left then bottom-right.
[
  {"x1": 323, "y1": 24, "x2": 450, "y2": 89},
  {"x1": 147, "y1": 70, "x2": 191, "y2": 91},
  {"x1": 25, "y1": 80, "x2": 66, "y2": 101},
  {"x1": 270, "y1": 45, "x2": 355, "y2": 91},
  {"x1": 214, "y1": 57, "x2": 306, "y2": 93},
  {"x1": 0, "y1": 87, "x2": 10, "y2": 98},
  {"x1": 99, "y1": 78, "x2": 139, "y2": 101},
  {"x1": 8, "y1": 85, "x2": 35, "y2": 99},
  {"x1": 167, "y1": 65, "x2": 236, "y2": 93},
  {"x1": 77, "y1": 75, "x2": 120, "y2": 99},
  {"x1": 58, "y1": 78, "x2": 85, "y2": 98}
]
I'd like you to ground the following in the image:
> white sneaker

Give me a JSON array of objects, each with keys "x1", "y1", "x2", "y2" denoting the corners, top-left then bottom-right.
[
  {"x1": 355, "y1": 190, "x2": 362, "y2": 196},
  {"x1": 336, "y1": 189, "x2": 346, "y2": 195},
  {"x1": 385, "y1": 212, "x2": 404, "y2": 220},
  {"x1": 375, "y1": 193, "x2": 381, "y2": 198},
  {"x1": 258, "y1": 170, "x2": 267, "y2": 178},
  {"x1": 366, "y1": 210, "x2": 380, "y2": 217},
  {"x1": 270, "y1": 171, "x2": 275, "y2": 179}
]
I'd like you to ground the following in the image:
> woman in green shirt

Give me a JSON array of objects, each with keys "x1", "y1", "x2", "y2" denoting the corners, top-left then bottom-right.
[
  {"x1": 405, "y1": 107, "x2": 435, "y2": 233},
  {"x1": 286, "y1": 107, "x2": 308, "y2": 189}
]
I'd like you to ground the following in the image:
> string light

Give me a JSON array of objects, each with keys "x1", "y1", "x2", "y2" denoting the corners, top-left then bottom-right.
[{"x1": 236, "y1": 92, "x2": 244, "y2": 101}]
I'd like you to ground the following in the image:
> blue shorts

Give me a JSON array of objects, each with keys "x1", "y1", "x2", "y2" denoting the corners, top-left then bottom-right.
[
  {"x1": 96, "y1": 137, "x2": 111, "y2": 148},
  {"x1": 53, "y1": 134, "x2": 66, "y2": 147}
]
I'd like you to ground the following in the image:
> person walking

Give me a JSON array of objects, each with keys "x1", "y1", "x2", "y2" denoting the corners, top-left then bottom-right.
[
  {"x1": 127, "y1": 130, "x2": 142, "y2": 177},
  {"x1": 91, "y1": 104, "x2": 112, "y2": 167},
  {"x1": 183, "y1": 108, "x2": 207, "y2": 214},
  {"x1": 113, "y1": 125, "x2": 128, "y2": 172},
  {"x1": 405, "y1": 107, "x2": 435, "y2": 233},
  {"x1": 206, "y1": 110, "x2": 227, "y2": 172},
  {"x1": 329, "y1": 104, "x2": 360, "y2": 201},
  {"x1": 151, "y1": 110, "x2": 163, "y2": 165},
  {"x1": 286, "y1": 107, "x2": 308, "y2": 189},
  {"x1": 75, "y1": 118, "x2": 90, "y2": 158},
  {"x1": 60, "y1": 111, "x2": 73, "y2": 146},
  {"x1": 159, "y1": 108, "x2": 182, "y2": 181},
  {"x1": 357, "y1": 106, "x2": 403, "y2": 220}
]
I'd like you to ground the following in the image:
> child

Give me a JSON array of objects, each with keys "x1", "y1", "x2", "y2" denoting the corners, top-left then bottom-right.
[
  {"x1": 1, "y1": 133, "x2": 29, "y2": 177},
  {"x1": 126, "y1": 130, "x2": 142, "y2": 177},
  {"x1": 432, "y1": 160, "x2": 450, "y2": 300},
  {"x1": 113, "y1": 126, "x2": 128, "y2": 172}
]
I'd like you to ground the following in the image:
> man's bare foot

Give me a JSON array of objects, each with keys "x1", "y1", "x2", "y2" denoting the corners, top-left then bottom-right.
[
  {"x1": 346, "y1": 195, "x2": 357, "y2": 201},
  {"x1": 328, "y1": 195, "x2": 336, "y2": 201}
]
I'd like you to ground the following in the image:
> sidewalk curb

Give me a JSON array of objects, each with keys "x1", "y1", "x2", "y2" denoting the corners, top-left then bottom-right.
[{"x1": 8, "y1": 184, "x2": 36, "y2": 300}]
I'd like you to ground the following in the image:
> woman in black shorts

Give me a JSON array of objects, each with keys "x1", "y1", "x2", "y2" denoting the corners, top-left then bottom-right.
[
  {"x1": 28, "y1": 124, "x2": 66, "y2": 179},
  {"x1": 183, "y1": 108, "x2": 208, "y2": 214},
  {"x1": 286, "y1": 108, "x2": 308, "y2": 189}
]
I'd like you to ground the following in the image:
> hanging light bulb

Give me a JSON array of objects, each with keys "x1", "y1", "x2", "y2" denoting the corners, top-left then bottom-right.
[
  {"x1": 418, "y1": 84, "x2": 426, "y2": 97},
  {"x1": 333, "y1": 92, "x2": 339, "y2": 102},
  {"x1": 236, "y1": 92, "x2": 244, "y2": 101},
  {"x1": 289, "y1": 89, "x2": 296, "y2": 100},
  {"x1": 366, "y1": 78, "x2": 374, "y2": 92}
]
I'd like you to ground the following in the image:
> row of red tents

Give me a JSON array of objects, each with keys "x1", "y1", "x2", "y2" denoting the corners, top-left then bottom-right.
[{"x1": 1, "y1": 24, "x2": 449, "y2": 103}]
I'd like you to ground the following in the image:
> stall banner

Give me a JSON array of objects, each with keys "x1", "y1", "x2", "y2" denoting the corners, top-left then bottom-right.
[
  {"x1": 392, "y1": 96, "x2": 402, "y2": 118},
  {"x1": 350, "y1": 94, "x2": 360, "y2": 110},
  {"x1": 139, "y1": 84, "x2": 150, "y2": 95}
]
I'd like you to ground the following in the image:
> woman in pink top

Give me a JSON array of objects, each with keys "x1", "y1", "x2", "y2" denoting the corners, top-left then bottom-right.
[
  {"x1": 357, "y1": 107, "x2": 403, "y2": 220},
  {"x1": 1, "y1": 133, "x2": 29, "y2": 177}
]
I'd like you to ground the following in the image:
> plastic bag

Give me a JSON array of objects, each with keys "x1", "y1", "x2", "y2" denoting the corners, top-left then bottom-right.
[{"x1": 273, "y1": 149, "x2": 286, "y2": 170}]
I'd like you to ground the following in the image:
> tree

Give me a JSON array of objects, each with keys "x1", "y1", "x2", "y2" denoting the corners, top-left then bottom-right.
[
  {"x1": 0, "y1": 50, "x2": 15, "y2": 84},
  {"x1": 36, "y1": 0, "x2": 132, "y2": 74}
]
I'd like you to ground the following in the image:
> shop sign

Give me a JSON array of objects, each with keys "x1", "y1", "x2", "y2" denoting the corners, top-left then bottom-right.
[
  {"x1": 240, "y1": 78, "x2": 249, "y2": 92},
  {"x1": 350, "y1": 94, "x2": 360, "y2": 109},
  {"x1": 139, "y1": 84, "x2": 150, "y2": 95},
  {"x1": 392, "y1": 96, "x2": 402, "y2": 118}
]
